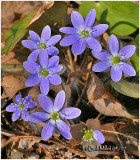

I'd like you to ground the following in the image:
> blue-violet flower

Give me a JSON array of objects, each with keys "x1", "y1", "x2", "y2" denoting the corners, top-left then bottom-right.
[
  {"x1": 59, "y1": 9, "x2": 108, "y2": 55},
  {"x1": 92, "y1": 34, "x2": 136, "y2": 82},
  {"x1": 22, "y1": 25, "x2": 61, "y2": 61},
  {"x1": 82, "y1": 129, "x2": 105, "y2": 144},
  {"x1": 6, "y1": 95, "x2": 36, "y2": 121},
  {"x1": 29, "y1": 90, "x2": 81, "y2": 140},
  {"x1": 23, "y1": 50, "x2": 63, "y2": 95}
]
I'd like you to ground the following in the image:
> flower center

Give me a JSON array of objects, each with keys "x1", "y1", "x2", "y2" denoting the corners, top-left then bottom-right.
[
  {"x1": 81, "y1": 30, "x2": 90, "y2": 38},
  {"x1": 41, "y1": 69, "x2": 49, "y2": 77},
  {"x1": 18, "y1": 104, "x2": 24, "y2": 110},
  {"x1": 112, "y1": 56, "x2": 120, "y2": 64},
  {"x1": 39, "y1": 43, "x2": 47, "y2": 49},
  {"x1": 51, "y1": 112, "x2": 59, "y2": 120},
  {"x1": 84, "y1": 130, "x2": 93, "y2": 140},
  {"x1": 78, "y1": 25, "x2": 91, "y2": 39}
]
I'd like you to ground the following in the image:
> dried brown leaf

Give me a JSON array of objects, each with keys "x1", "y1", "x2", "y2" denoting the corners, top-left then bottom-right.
[
  {"x1": 91, "y1": 98, "x2": 135, "y2": 119},
  {"x1": 2, "y1": 75, "x2": 26, "y2": 99},
  {"x1": 86, "y1": 119, "x2": 101, "y2": 131}
]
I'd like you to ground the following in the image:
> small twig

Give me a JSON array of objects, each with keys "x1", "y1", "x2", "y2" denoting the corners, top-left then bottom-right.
[
  {"x1": 1, "y1": 137, "x2": 14, "y2": 149},
  {"x1": 96, "y1": 113, "x2": 102, "y2": 119},
  {"x1": 101, "y1": 129, "x2": 138, "y2": 142},
  {"x1": 75, "y1": 84, "x2": 88, "y2": 107}
]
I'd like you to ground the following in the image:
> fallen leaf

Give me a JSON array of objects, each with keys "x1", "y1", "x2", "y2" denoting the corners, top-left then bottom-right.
[
  {"x1": 91, "y1": 98, "x2": 136, "y2": 119},
  {"x1": 86, "y1": 119, "x2": 101, "y2": 131},
  {"x1": 10, "y1": 149, "x2": 23, "y2": 159},
  {"x1": 82, "y1": 140, "x2": 100, "y2": 158},
  {"x1": 2, "y1": 75, "x2": 26, "y2": 99},
  {"x1": 101, "y1": 123, "x2": 120, "y2": 147}
]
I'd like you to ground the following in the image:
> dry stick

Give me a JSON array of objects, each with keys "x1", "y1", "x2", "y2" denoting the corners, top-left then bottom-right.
[
  {"x1": 75, "y1": 84, "x2": 87, "y2": 107},
  {"x1": 1, "y1": 132, "x2": 87, "y2": 158},
  {"x1": 1, "y1": 137, "x2": 14, "y2": 149},
  {"x1": 96, "y1": 113, "x2": 102, "y2": 119},
  {"x1": 67, "y1": 48, "x2": 74, "y2": 71},
  {"x1": 101, "y1": 130, "x2": 138, "y2": 142}
]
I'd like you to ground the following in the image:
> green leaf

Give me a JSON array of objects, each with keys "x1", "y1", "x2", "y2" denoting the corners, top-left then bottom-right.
[
  {"x1": 1, "y1": 11, "x2": 37, "y2": 54},
  {"x1": 79, "y1": 1, "x2": 139, "y2": 36},
  {"x1": 135, "y1": 34, "x2": 139, "y2": 46},
  {"x1": 111, "y1": 79, "x2": 139, "y2": 98},
  {"x1": 131, "y1": 51, "x2": 139, "y2": 75}
]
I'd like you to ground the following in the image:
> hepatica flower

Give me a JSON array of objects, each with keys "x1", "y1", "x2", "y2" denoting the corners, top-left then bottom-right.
[
  {"x1": 23, "y1": 50, "x2": 63, "y2": 95},
  {"x1": 60, "y1": 9, "x2": 108, "y2": 55},
  {"x1": 92, "y1": 35, "x2": 136, "y2": 82},
  {"x1": 6, "y1": 95, "x2": 36, "y2": 121},
  {"x1": 82, "y1": 129, "x2": 105, "y2": 144},
  {"x1": 29, "y1": 90, "x2": 81, "y2": 140},
  {"x1": 22, "y1": 25, "x2": 61, "y2": 61}
]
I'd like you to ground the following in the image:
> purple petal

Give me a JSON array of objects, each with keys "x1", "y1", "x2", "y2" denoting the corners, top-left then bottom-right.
[
  {"x1": 50, "y1": 65, "x2": 63, "y2": 73},
  {"x1": 21, "y1": 110, "x2": 29, "y2": 121},
  {"x1": 29, "y1": 31, "x2": 40, "y2": 43},
  {"x1": 39, "y1": 50, "x2": 49, "y2": 67},
  {"x1": 56, "y1": 120, "x2": 72, "y2": 140},
  {"x1": 85, "y1": 9, "x2": 96, "y2": 27},
  {"x1": 29, "y1": 112, "x2": 49, "y2": 123},
  {"x1": 71, "y1": 11, "x2": 84, "y2": 29},
  {"x1": 22, "y1": 40, "x2": 36, "y2": 49},
  {"x1": 47, "y1": 35, "x2": 61, "y2": 46},
  {"x1": 38, "y1": 94, "x2": 53, "y2": 113},
  {"x1": 111, "y1": 65, "x2": 122, "y2": 82},
  {"x1": 26, "y1": 74, "x2": 40, "y2": 87},
  {"x1": 26, "y1": 102, "x2": 37, "y2": 109},
  {"x1": 59, "y1": 27, "x2": 78, "y2": 34},
  {"x1": 12, "y1": 110, "x2": 21, "y2": 121},
  {"x1": 49, "y1": 74, "x2": 61, "y2": 85},
  {"x1": 60, "y1": 107, "x2": 81, "y2": 119},
  {"x1": 86, "y1": 37, "x2": 102, "y2": 52},
  {"x1": 48, "y1": 56, "x2": 59, "y2": 68},
  {"x1": 109, "y1": 35, "x2": 119, "y2": 55},
  {"x1": 6, "y1": 104, "x2": 18, "y2": 112},
  {"x1": 93, "y1": 130, "x2": 105, "y2": 144},
  {"x1": 23, "y1": 61, "x2": 39, "y2": 74},
  {"x1": 92, "y1": 49, "x2": 111, "y2": 61},
  {"x1": 54, "y1": 90, "x2": 65, "y2": 112},
  {"x1": 41, "y1": 25, "x2": 51, "y2": 40},
  {"x1": 71, "y1": 39, "x2": 86, "y2": 55},
  {"x1": 28, "y1": 49, "x2": 40, "y2": 61},
  {"x1": 47, "y1": 46, "x2": 59, "y2": 56},
  {"x1": 41, "y1": 120, "x2": 56, "y2": 140},
  {"x1": 22, "y1": 95, "x2": 32, "y2": 104},
  {"x1": 60, "y1": 35, "x2": 80, "y2": 46},
  {"x1": 122, "y1": 63, "x2": 136, "y2": 76},
  {"x1": 16, "y1": 95, "x2": 22, "y2": 104},
  {"x1": 92, "y1": 61, "x2": 111, "y2": 72},
  {"x1": 40, "y1": 78, "x2": 50, "y2": 95},
  {"x1": 119, "y1": 45, "x2": 136, "y2": 60},
  {"x1": 92, "y1": 24, "x2": 109, "y2": 37}
]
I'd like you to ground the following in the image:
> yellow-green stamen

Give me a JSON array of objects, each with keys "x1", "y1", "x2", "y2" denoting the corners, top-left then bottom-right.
[
  {"x1": 51, "y1": 112, "x2": 59, "y2": 120},
  {"x1": 18, "y1": 104, "x2": 24, "y2": 110},
  {"x1": 41, "y1": 69, "x2": 49, "y2": 77},
  {"x1": 39, "y1": 43, "x2": 46, "y2": 49},
  {"x1": 81, "y1": 30, "x2": 90, "y2": 38},
  {"x1": 112, "y1": 56, "x2": 120, "y2": 64},
  {"x1": 84, "y1": 130, "x2": 93, "y2": 140}
]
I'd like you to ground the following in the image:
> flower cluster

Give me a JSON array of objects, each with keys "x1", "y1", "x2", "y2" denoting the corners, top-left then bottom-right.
[{"x1": 6, "y1": 8, "x2": 136, "y2": 145}]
